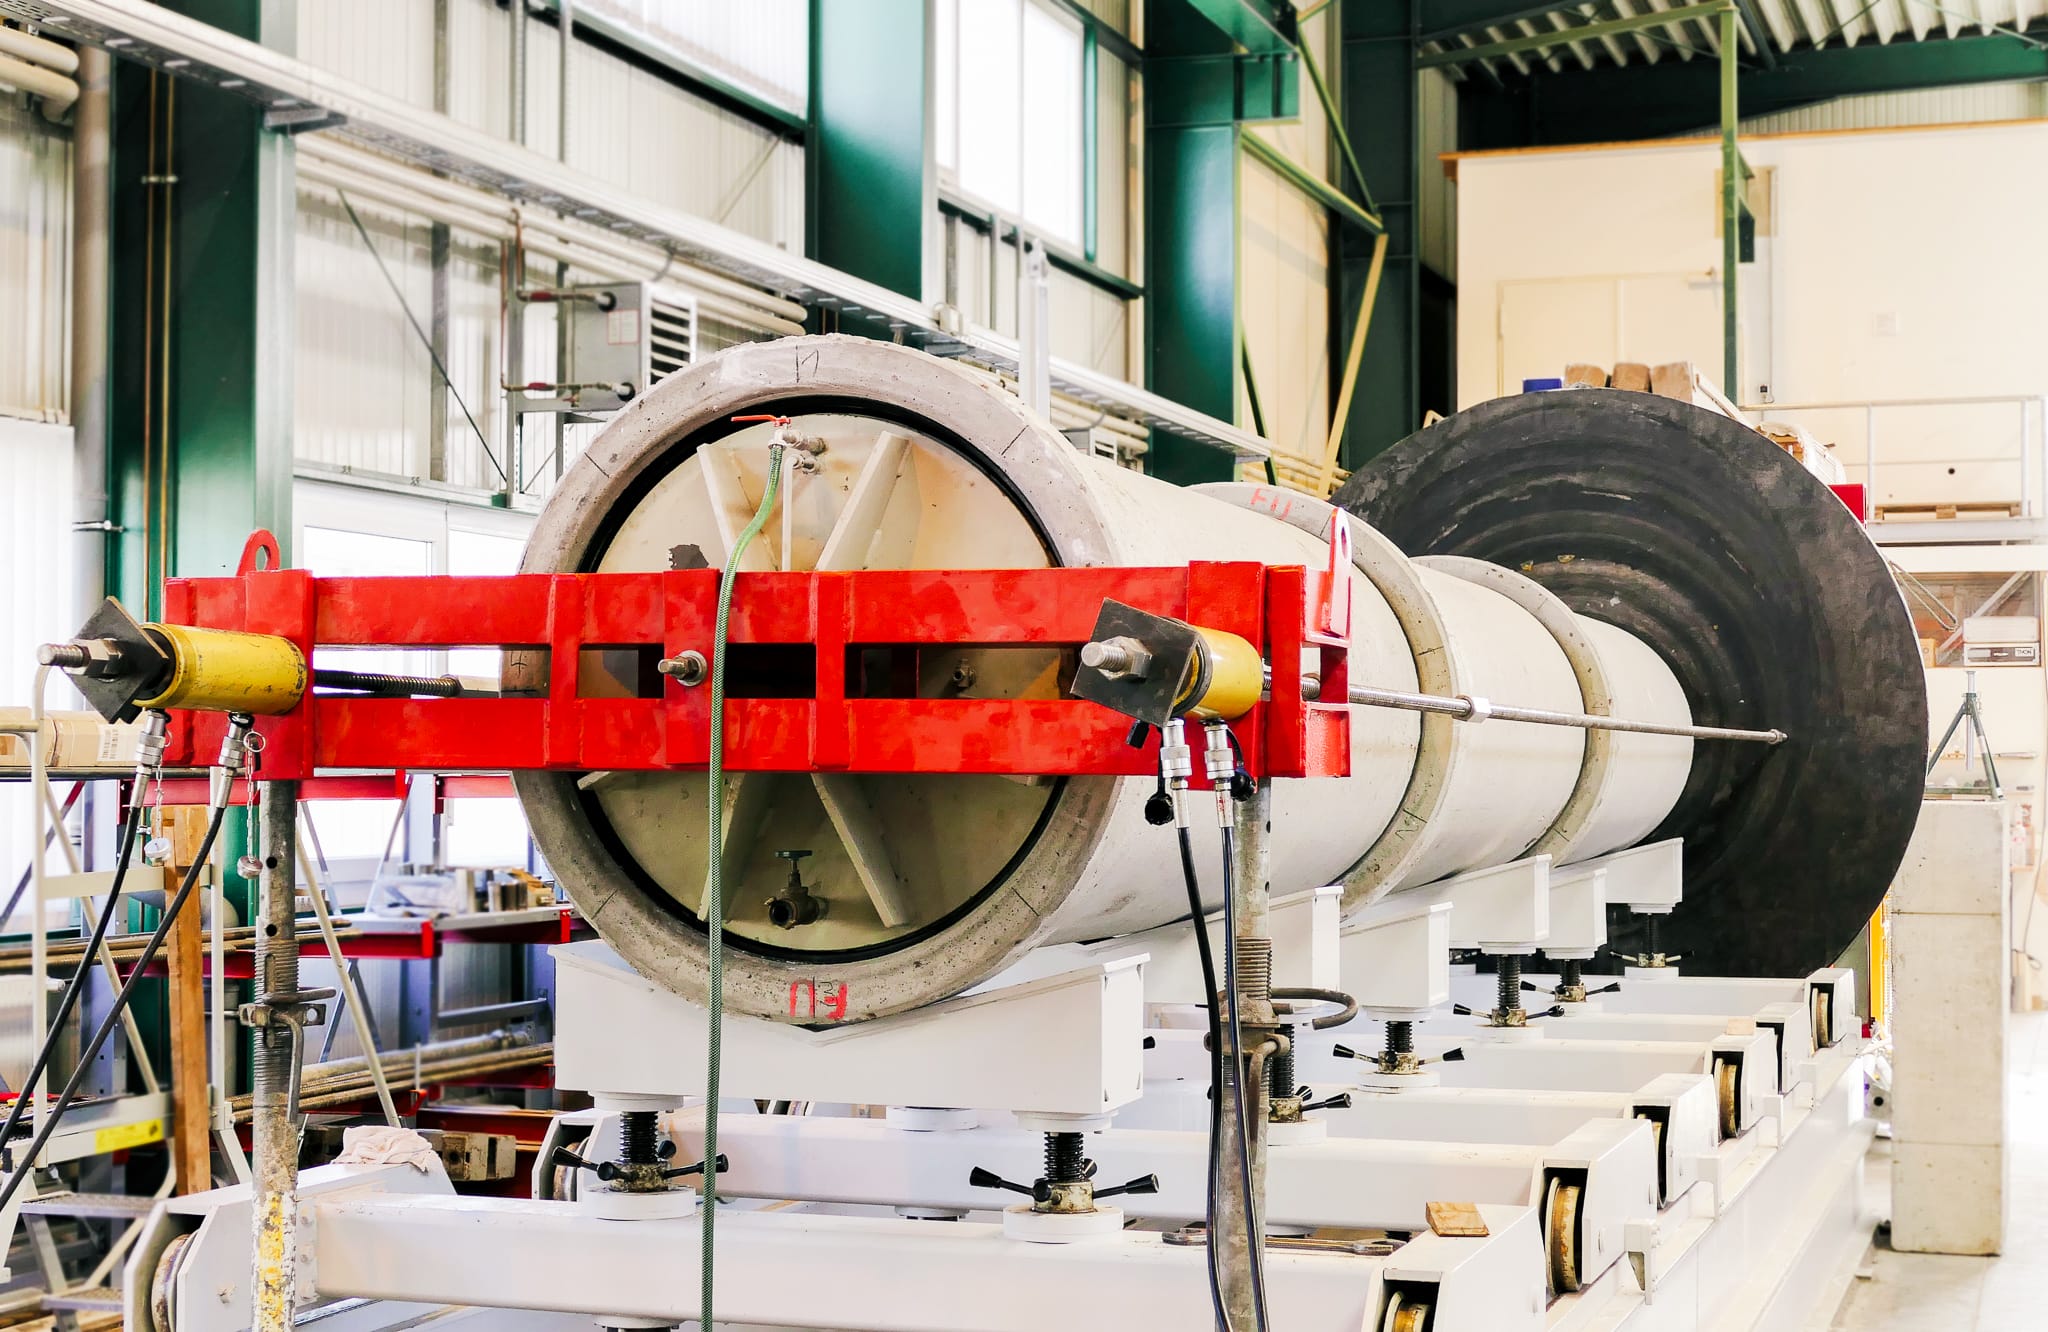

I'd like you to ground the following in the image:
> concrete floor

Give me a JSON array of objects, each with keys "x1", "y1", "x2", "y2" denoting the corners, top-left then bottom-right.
[{"x1": 1831, "y1": 1010, "x2": 2044, "y2": 1331}]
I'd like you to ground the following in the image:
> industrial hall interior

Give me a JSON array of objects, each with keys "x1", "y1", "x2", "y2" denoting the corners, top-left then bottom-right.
[{"x1": 3, "y1": 0, "x2": 2046, "y2": 1329}]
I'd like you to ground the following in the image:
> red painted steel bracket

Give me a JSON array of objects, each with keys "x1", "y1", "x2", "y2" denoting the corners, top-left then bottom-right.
[{"x1": 155, "y1": 543, "x2": 1350, "y2": 784}]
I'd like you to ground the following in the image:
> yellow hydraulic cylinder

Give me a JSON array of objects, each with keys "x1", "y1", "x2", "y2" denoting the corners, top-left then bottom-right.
[
  {"x1": 136, "y1": 624, "x2": 307, "y2": 716},
  {"x1": 1176, "y1": 626, "x2": 1265, "y2": 722}
]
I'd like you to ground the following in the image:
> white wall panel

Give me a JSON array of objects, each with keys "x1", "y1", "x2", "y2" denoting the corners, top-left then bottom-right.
[
  {"x1": 0, "y1": 420, "x2": 77, "y2": 897},
  {"x1": 298, "y1": 0, "x2": 436, "y2": 107},
  {"x1": 1418, "y1": 66, "x2": 1458, "y2": 281},
  {"x1": 0, "y1": 100, "x2": 71, "y2": 420},
  {"x1": 1738, "y1": 81, "x2": 2048, "y2": 137},
  {"x1": 1240, "y1": 149, "x2": 1332, "y2": 468},
  {"x1": 294, "y1": 188, "x2": 509, "y2": 491},
  {"x1": 1096, "y1": 49, "x2": 1131, "y2": 280},
  {"x1": 1050, "y1": 267, "x2": 1128, "y2": 379},
  {"x1": 1454, "y1": 122, "x2": 2048, "y2": 509},
  {"x1": 311, "y1": 0, "x2": 803, "y2": 251},
  {"x1": 294, "y1": 190, "x2": 436, "y2": 481}
]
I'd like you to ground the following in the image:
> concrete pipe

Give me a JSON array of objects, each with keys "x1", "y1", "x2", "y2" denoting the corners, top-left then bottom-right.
[
  {"x1": 1333, "y1": 389, "x2": 1927, "y2": 977},
  {"x1": 516, "y1": 338, "x2": 1700, "y2": 1022}
]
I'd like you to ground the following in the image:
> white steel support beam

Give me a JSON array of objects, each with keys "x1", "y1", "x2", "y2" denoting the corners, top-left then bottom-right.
[
  {"x1": 663, "y1": 1110, "x2": 1553, "y2": 1232},
  {"x1": 307, "y1": 1193, "x2": 1545, "y2": 1332}
]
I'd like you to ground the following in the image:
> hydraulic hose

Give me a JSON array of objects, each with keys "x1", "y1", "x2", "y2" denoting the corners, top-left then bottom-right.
[
  {"x1": 0, "y1": 800, "x2": 229, "y2": 1214},
  {"x1": 1175, "y1": 824, "x2": 1230, "y2": 1330},
  {"x1": 699, "y1": 429, "x2": 786, "y2": 1330},
  {"x1": 0, "y1": 808, "x2": 143, "y2": 1168}
]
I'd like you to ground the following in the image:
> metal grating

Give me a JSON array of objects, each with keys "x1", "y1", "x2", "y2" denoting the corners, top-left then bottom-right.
[
  {"x1": 0, "y1": 0, "x2": 1266, "y2": 461},
  {"x1": 648, "y1": 293, "x2": 698, "y2": 386}
]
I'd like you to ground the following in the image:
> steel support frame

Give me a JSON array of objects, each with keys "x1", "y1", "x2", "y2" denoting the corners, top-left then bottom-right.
[
  {"x1": 1720, "y1": 4, "x2": 1741, "y2": 396},
  {"x1": 657, "y1": 1109, "x2": 1649, "y2": 1239},
  {"x1": 1457, "y1": 27, "x2": 2048, "y2": 148},
  {"x1": 804, "y1": 0, "x2": 929, "y2": 302},
  {"x1": 153, "y1": 553, "x2": 1351, "y2": 781},
  {"x1": 1338, "y1": 0, "x2": 1426, "y2": 469},
  {"x1": 107, "y1": 0, "x2": 292, "y2": 1091},
  {"x1": 8, "y1": 0, "x2": 1263, "y2": 462},
  {"x1": 1418, "y1": 1, "x2": 1732, "y2": 68},
  {"x1": 302, "y1": 1188, "x2": 1542, "y2": 1332},
  {"x1": 1144, "y1": 2, "x2": 1256, "y2": 485}
]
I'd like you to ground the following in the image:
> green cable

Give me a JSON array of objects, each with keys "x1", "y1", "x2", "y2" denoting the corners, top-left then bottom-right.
[{"x1": 700, "y1": 436, "x2": 785, "y2": 1327}]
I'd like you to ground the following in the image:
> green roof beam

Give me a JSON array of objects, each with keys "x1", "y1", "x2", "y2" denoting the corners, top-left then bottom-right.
[
  {"x1": 1460, "y1": 27, "x2": 2048, "y2": 146},
  {"x1": 1180, "y1": 0, "x2": 1299, "y2": 54},
  {"x1": 1419, "y1": 1, "x2": 1734, "y2": 68}
]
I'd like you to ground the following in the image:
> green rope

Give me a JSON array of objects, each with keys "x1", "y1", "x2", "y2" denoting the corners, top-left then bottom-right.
[{"x1": 700, "y1": 436, "x2": 786, "y2": 1327}]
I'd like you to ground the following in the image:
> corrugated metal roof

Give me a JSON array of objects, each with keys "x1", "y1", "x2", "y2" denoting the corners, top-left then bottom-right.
[{"x1": 1422, "y1": 1, "x2": 2045, "y2": 81}]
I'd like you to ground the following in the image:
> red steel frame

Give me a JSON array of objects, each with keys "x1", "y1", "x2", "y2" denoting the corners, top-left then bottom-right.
[{"x1": 155, "y1": 532, "x2": 1352, "y2": 785}]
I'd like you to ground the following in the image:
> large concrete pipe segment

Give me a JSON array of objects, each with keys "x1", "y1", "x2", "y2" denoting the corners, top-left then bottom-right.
[
  {"x1": 1334, "y1": 391, "x2": 1926, "y2": 977},
  {"x1": 515, "y1": 337, "x2": 1919, "y2": 1021}
]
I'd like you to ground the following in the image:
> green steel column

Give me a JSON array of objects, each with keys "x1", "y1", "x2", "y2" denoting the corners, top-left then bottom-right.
[
  {"x1": 1143, "y1": 0, "x2": 1298, "y2": 483},
  {"x1": 110, "y1": 0, "x2": 295, "y2": 601},
  {"x1": 806, "y1": 0, "x2": 927, "y2": 300},
  {"x1": 1337, "y1": 0, "x2": 1422, "y2": 467},
  {"x1": 1083, "y1": 25, "x2": 1099, "y2": 265},
  {"x1": 1720, "y1": 3, "x2": 1739, "y2": 396},
  {"x1": 109, "y1": 0, "x2": 293, "y2": 953}
]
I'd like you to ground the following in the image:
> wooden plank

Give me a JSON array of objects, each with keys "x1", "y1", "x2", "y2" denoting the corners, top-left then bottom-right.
[
  {"x1": 1650, "y1": 361, "x2": 1695, "y2": 402},
  {"x1": 162, "y1": 806, "x2": 212, "y2": 1194},
  {"x1": 1425, "y1": 1200, "x2": 1490, "y2": 1237},
  {"x1": 1563, "y1": 363, "x2": 1608, "y2": 389},
  {"x1": 1611, "y1": 362, "x2": 1651, "y2": 393}
]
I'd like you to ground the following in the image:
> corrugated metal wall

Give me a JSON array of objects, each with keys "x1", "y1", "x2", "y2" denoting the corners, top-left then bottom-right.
[
  {"x1": 1739, "y1": 80, "x2": 2048, "y2": 136},
  {"x1": 0, "y1": 420, "x2": 77, "y2": 904},
  {"x1": 1239, "y1": 7, "x2": 1336, "y2": 470},
  {"x1": 0, "y1": 97, "x2": 71, "y2": 420},
  {"x1": 292, "y1": 0, "x2": 806, "y2": 491},
  {"x1": 297, "y1": 0, "x2": 804, "y2": 252},
  {"x1": 1418, "y1": 66, "x2": 1458, "y2": 281},
  {"x1": 294, "y1": 187, "x2": 510, "y2": 492}
]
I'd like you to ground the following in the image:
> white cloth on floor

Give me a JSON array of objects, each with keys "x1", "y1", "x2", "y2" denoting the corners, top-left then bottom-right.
[{"x1": 334, "y1": 1124, "x2": 439, "y2": 1173}]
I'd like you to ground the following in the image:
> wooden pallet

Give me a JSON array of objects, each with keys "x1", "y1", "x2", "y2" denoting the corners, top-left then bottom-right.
[{"x1": 1872, "y1": 501, "x2": 2023, "y2": 522}]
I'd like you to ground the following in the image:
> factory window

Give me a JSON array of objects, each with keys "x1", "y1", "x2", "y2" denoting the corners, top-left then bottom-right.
[
  {"x1": 936, "y1": 0, "x2": 1087, "y2": 248},
  {"x1": 294, "y1": 482, "x2": 538, "y2": 875}
]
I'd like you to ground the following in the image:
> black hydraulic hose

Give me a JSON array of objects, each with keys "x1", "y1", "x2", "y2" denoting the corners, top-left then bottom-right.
[
  {"x1": 1218, "y1": 824, "x2": 1272, "y2": 1332},
  {"x1": 0, "y1": 801, "x2": 228, "y2": 1214},
  {"x1": 0, "y1": 809, "x2": 144, "y2": 1169},
  {"x1": 1175, "y1": 824, "x2": 1231, "y2": 1332}
]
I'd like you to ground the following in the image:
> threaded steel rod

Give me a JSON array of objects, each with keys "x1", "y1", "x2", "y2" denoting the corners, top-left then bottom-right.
[
  {"x1": 314, "y1": 668, "x2": 464, "y2": 698},
  {"x1": 1495, "y1": 957, "x2": 1523, "y2": 1018},
  {"x1": 1265, "y1": 667, "x2": 1786, "y2": 745}
]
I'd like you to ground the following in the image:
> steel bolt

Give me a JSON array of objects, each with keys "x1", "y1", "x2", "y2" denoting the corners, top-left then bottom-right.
[
  {"x1": 1080, "y1": 636, "x2": 1152, "y2": 681},
  {"x1": 658, "y1": 651, "x2": 708, "y2": 687}
]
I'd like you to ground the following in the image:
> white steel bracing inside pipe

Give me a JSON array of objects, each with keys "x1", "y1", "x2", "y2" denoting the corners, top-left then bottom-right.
[{"x1": 516, "y1": 336, "x2": 1696, "y2": 1022}]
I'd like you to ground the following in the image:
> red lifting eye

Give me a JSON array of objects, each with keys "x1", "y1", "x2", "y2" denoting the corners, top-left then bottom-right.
[{"x1": 730, "y1": 414, "x2": 791, "y2": 426}]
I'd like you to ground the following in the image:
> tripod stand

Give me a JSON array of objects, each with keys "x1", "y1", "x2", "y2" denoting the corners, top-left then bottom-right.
[{"x1": 1927, "y1": 669, "x2": 2001, "y2": 798}]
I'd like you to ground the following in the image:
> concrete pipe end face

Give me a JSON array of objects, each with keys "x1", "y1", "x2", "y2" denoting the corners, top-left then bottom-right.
[{"x1": 516, "y1": 336, "x2": 1137, "y2": 1024}]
